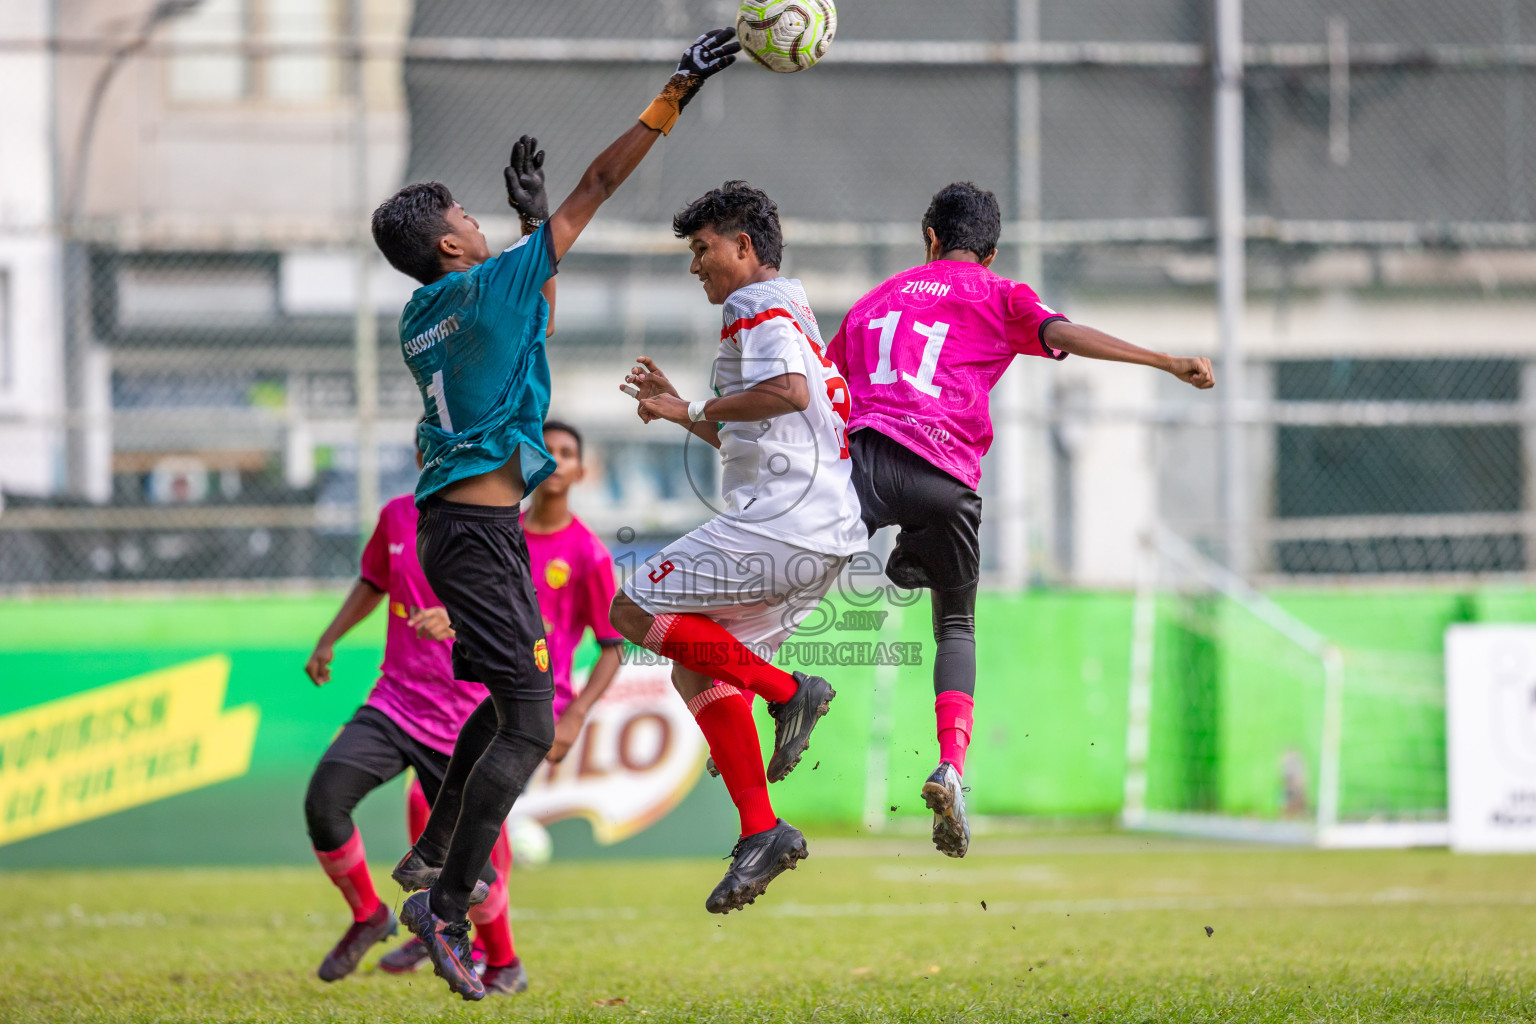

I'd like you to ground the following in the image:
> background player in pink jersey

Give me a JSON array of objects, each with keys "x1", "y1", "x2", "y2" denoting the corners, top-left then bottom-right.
[
  {"x1": 827, "y1": 182, "x2": 1214, "y2": 859},
  {"x1": 301, "y1": 448, "x2": 524, "y2": 995},
  {"x1": 522, "y1": 420, "x2": 626, "y2": 752}
]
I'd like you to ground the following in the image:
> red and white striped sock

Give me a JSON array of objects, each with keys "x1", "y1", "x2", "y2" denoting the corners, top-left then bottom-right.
[
  {"x1": 686, "y1": 684, "x2": 778, "y2": 837},
  {"x1": 644, "y1": 613, "x2": 797, "y2": 703},
  {"x1": 313, "y1": 827, "x2": 381, "y2": 922}
]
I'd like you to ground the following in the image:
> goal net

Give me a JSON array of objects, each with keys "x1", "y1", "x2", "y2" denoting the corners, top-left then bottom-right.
[{"x1": 1121, "y1": 527, "x2": 1448, "y2": 847}]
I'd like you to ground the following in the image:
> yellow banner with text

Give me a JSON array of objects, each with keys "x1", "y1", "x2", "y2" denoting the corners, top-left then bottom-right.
[{"x1": 0, "y1": 656, "x2": 260, "y2": 846}]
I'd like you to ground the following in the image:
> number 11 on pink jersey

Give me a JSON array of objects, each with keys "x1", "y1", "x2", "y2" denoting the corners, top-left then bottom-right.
[{"x1": 866, "y1": 310, "x2": 949, "y2": 399}]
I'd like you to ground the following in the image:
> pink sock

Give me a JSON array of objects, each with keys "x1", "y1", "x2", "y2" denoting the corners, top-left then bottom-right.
[
  {"x1": 468, "y1": 825, "x2": 517, "y2": 967},
  {"x1": 935, "y1": 691, "x2": 975, "y2": 775},
  {"x1": 314, "y1": 827, "x2": 380, "y2": 922}
]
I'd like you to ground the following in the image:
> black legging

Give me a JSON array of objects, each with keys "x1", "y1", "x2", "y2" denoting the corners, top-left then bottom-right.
[
  {"x1": 410, "y1": 694, "x2": 553, "y2": 921},
  {"x1": 931, "y1": 581, "x2": 977, "y2": 698},
  {"x1": 303, "y1": 761, "x2": 497, "y2": 888}
]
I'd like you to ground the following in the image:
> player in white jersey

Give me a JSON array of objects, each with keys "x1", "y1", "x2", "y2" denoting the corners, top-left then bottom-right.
[{"x1": 609, "y1": 181, "x2": 864, "y2": 915}]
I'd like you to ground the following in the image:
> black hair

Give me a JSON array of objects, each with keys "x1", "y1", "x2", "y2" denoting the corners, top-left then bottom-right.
[
  {"x1": 672, "y1": 180, "x2": 783, "y2": 269},
  {"x1": 371, "y1": 182, "x2": 455, "y2": 284},
  {"x1": 922, "y1": 182, "x2": 1001, "y2": 260},
  {"x1": 543, "y1": 418, "x2": 583, "y2": 460}
]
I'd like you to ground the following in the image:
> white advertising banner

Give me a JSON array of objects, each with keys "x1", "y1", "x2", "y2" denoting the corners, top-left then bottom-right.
[
  {"x1": 1445, "y1": 624, "x2": 1536, "y2": 852},
  {"x1": 515, "y1": 663, "x2": 708, "y2": 844}
]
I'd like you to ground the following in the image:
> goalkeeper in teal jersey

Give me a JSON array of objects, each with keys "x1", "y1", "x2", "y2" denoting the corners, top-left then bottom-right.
[{"x1": 367, "y1": 29, "x2": 739, "y2": 1001}]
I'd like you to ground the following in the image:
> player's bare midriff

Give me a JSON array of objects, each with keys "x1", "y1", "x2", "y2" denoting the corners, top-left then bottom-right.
[{"x1": 439, "y1": 459, "x2": 526, "y2": 507}]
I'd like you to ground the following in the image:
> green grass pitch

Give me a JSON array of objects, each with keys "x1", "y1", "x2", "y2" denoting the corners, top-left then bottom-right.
[{"x1": 4, "y1": 834, "x2": 1534, "y2": 1023}]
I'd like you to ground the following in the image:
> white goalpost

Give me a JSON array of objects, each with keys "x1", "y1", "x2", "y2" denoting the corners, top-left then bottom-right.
[{"x1": 1121, "y1": 526, "x2": 1449, "y2": 848}]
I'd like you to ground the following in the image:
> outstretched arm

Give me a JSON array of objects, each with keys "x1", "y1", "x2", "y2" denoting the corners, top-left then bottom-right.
[
  {"x1": 305, "y1": 579, "x2": 385, "y2": 686},
  {"x1": 1043, "y1": 320, "x2": 1215, "y2": 389},
  {"x1": 623, "y1": 357, "x2": 811, "y2": 449},
  {"x1": 504, "y1": 136, "x2": 560, "y2": 336},
  {"x1": 546, "y1": 29, "x2": 739, "y2": 261}
]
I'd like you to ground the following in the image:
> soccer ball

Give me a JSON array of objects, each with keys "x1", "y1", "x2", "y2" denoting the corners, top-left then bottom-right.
[
  {"x1": 735, "y1": 0, "x2": 837, "y2": 73},
  {"x1": 507, "y1": 814, "x2": 552, "y2": 869}
]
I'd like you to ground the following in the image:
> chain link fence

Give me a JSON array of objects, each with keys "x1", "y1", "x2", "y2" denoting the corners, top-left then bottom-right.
[{"x1": 2, "y1": 0, "x2": 1534, "y2": 588}]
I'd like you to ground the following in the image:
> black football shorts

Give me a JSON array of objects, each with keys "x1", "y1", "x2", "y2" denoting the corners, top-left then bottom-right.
[{"x1": 848, "y1": 427, "x2": 982, "y2": 594}]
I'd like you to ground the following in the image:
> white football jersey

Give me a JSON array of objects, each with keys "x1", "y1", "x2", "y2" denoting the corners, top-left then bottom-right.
[{"x1": 711, "y1": 277, "x2": 866, "y2": 557}]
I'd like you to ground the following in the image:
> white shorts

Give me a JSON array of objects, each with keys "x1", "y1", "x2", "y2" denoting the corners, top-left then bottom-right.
[{"x1": 621, "y1": 518, "x2": 849, "y2": 658}]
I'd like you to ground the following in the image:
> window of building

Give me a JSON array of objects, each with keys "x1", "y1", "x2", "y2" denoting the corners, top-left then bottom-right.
[
  {"x1": 1273, "y1": 358, "x2": 1524, "y2": 574},
  {"x1": 168, "y1": 0, "x2": 249, "y2": 102},
  {"x1": 167, "y1": 0, "x2": 339, "y2": 105},
  {"x1": 265, "y1": 0, "x2": 339, "y2": 102}
]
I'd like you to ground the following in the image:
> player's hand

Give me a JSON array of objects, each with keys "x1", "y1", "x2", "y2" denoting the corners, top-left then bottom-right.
[
  {"x1": 637, "y1": 393, "x2": 689, "y2": 426},
  {"x1": 409, "y1": 606, "x2": 456, "y2": 641},
  {"x1": 305, "y1": 644, "x2": 334, "y2": 686},
  {"x1": 667, "y1": 27, "x2": 740, "y2": 110},
  {"x1": 1168, "y1": 356, "x2": 1215, "y2": 389},
  {"x1": 623, "y1": 356, "x2": 679, "y2": 402},
  {"x1": 503, "y1": 135, "x2": 549, "y2": 228},
  {"x1": 547, "y1": 709, "x2": 586, "y2": 763}
]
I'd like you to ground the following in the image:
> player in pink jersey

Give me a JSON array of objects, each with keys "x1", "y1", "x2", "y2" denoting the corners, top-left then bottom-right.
[
  {"x1": 827, "y1": 182, "x2": 1214, "y2": 858},
  {"x1": 301, "y1": 448, "x2": 525, "y2": 994},
  {"x1": 521, "y1": 420, "x2": 626, "y2": 749}
]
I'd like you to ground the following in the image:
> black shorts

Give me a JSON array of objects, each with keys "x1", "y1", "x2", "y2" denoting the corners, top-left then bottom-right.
[
  {"x1": 849, "y1": 427, "x2": 982, "y2": 594},
  {"x1": 417, "y1": 496, "x2": 554, "y2": 703},
  {"x1": 319, "y1": 705, "x2": 452, "y2": 796}
]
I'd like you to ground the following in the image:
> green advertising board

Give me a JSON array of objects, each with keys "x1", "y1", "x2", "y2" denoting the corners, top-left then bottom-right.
[{"x1": 1, "y1": 585, "x2": 1517, "y2": 866}]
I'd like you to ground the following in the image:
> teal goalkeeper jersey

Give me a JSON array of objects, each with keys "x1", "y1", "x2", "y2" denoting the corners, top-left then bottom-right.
[{"x1": 398, "y1": 225, "x2": 558, "y2": 503}]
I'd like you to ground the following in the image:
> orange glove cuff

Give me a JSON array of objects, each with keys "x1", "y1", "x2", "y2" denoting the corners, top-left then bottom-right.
[{"x1": 638, "y1": 94, "x2": 681, "y2": 136}]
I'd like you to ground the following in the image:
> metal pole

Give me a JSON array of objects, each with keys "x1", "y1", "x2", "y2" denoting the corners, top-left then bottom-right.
[
  {"x1": 860, "y1": 601, "x2": 903, "y2": 833},
  {"x1": 351, "y1": 0, "x2": 379, "y2": 536},
  {"x1": 1315, "y1": 645, "x2": 1345, "y2": 837},
  {"x1": 1121, "y1": 531, "x2": 1158, "y2": 827},
  {"x1": 997, "y1": 0, "x2": 1042, "y2": 590},
  {"x1": 61, "y1": 2, "x2": 200, "y2": 502},
  {"x1": 1215, "y1": 0, "x2": 1247, "y2": 574}
]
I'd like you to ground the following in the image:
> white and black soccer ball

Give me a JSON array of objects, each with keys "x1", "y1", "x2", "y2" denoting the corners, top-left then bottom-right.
[{"x1": 735, "y1": 0, "x2": 837, "y2": 73}]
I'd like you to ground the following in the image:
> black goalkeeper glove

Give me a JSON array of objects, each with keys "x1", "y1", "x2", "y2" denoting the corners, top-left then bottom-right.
[
  {"x1": 504, "y1": 134, "x2": 549, "y2": 230},
  {"x1": 674, "y1": 27, "x2": 740, "y2": 110},
  {"x1": 639, "y1": 27, "x2": 740, "y2": 135}
]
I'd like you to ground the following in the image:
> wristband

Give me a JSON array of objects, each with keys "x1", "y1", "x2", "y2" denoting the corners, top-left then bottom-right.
[
  {"x1": 638, "y1": 92, "x2": 682, "y2": 136},
  {"x1": 687, "y1": 399, "x2": 708, "y2": 423}
]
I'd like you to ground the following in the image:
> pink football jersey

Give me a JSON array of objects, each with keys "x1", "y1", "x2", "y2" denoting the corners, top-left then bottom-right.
[{"x1": 827, "y1": 260, "x2": 1068, "y2": 491}]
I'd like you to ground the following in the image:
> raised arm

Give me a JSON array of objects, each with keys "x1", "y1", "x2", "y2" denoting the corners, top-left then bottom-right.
[
  {"x1": 1043, "y1": 320, "x2": 1215, "y2": 389},
  {"x1": 504, "y1": 136, "x2": 559, "y2": 336},
  {"x1": 546, "y1": 29, "x2": 738, "y2": 262}
]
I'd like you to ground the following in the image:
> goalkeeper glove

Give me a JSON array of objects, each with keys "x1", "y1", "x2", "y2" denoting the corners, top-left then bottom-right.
[
  {"x1": 504, "y1": 134, "x2": 549, "y2": 232},
  {"x1": 639, "y1": 27, "x2": 740, "y2": 136}
]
